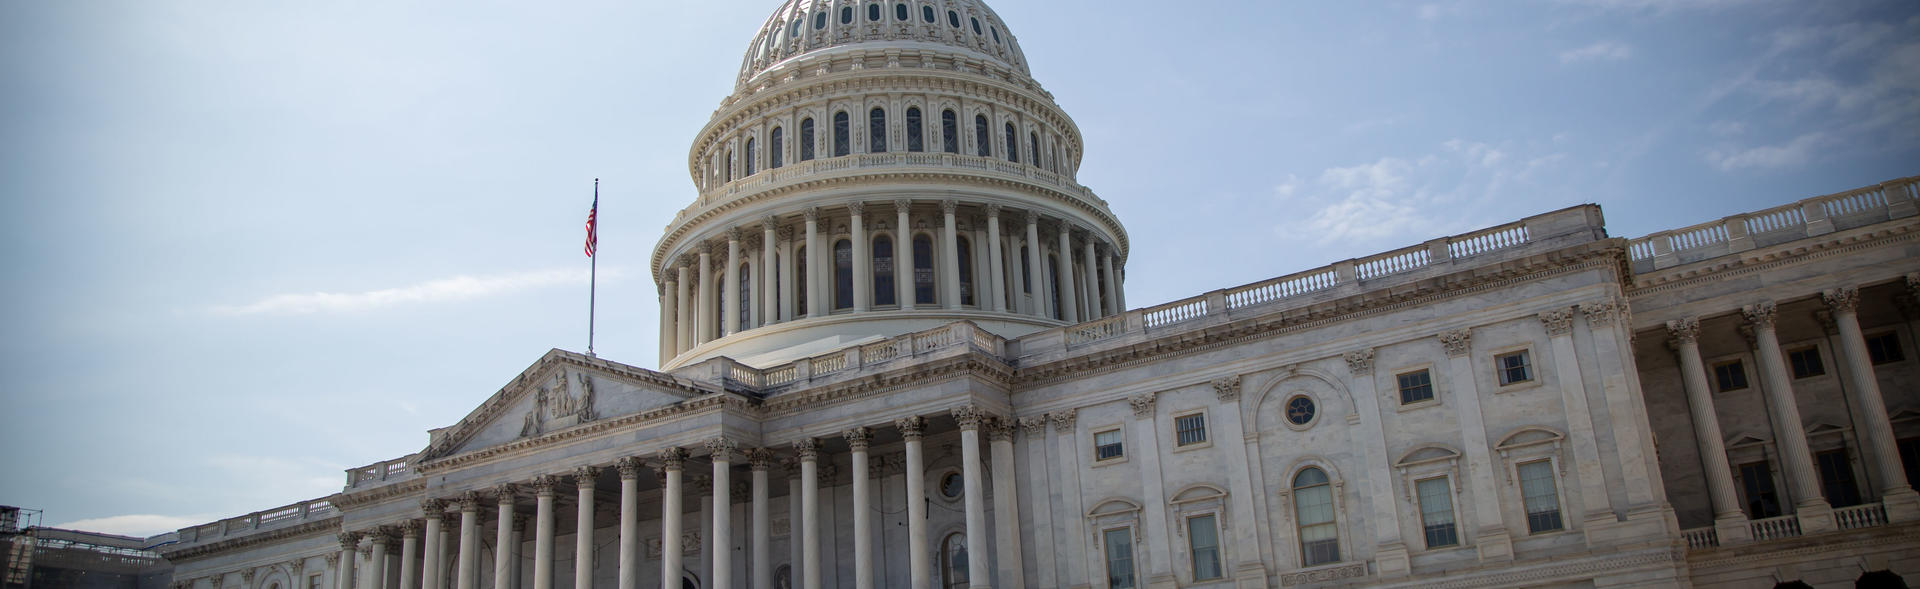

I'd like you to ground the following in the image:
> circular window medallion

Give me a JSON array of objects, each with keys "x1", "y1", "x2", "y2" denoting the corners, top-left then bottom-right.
[
  {"x1": 1285, "y1": 395, "x2": 1317, "y2": 427},
  {"x1": 940, "y1": 472, "x2": 964, "y2": 498}
]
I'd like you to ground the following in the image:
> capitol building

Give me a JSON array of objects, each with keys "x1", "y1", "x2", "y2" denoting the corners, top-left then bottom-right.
[{"x1": 160, "y1": 1, "x2": 1920, "y2": 588}]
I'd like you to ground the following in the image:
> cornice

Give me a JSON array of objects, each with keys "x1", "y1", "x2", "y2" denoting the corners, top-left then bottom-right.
[
  {"x1": 758, "y1": 351, "x2": 1014, "y2": 415},
  {"x1": 332, "y1": 479, "x2": 425, "y2": 510},
  {"x1": 1015, "y1": 244, "x2": 1628, "y2": 387},
  {"x1": 417, "y1": 393, "x2": 752, "y2": 474},
  {"x1": 1627, "y1": 221, "x2": 1916, "y2": 296},
  {"x1": 160, "y1": 517, "x2": 340, "y2": 564}
]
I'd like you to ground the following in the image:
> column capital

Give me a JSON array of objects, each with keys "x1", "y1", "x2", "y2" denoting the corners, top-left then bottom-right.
[
  {"x1": 1050, "y1": 409, "x2": 1078, "y2": 432},
  {"x1": 1129, "y1": 393, "x2": 1158, "y2": 418},
  {"x1": 1212, "y1": 375, "x2": 1242, "y2": 402},
  {"x1": 1667, "y1": 317, "x2": 1702, "y2": 346},
  {"x1": 895, "y1": 416, "x2": 927, "y2": 441},
  {"x1": 986, "y1": 203, "x2": 1003, "y2": 217},
  {"x1": 456, "y1": 491, "x2": 483, "y2": 512},
  {"x1": 1742, "y1": 301, "x2": 1778, "y2": 329},
  {"x1": 1540, "y1": 309, "x2": 1575, "y2": 337},
  {"x1": 512, "y1": 513, "x2": 530, "y2": 531},
  {"x1": 843, "y1": 427, "x2": 873, "y2": 451},
  {"x1": 400, "y1": 520, "x2": 422, "y2": 538},
  {"x1": 1822, "y1": 287, "x2": 1860, "y2": 314},
  {"x1": 778, "y1": 225, "x2": 795, "y2": 242},
  {"x1": 894, "y1": 198, "x2": 913, "y2": 215},
  {"x1": 727, "y1": 226, "x2": 743, "y2": 243},
  {"x1": 952, "y1": 404, "x2": 987, "y2": 431},
  {"x1": 1439, "y1": 329, "x2": 1473, "y2": 357},
  {"x1": 986, "y1": 416, "x2": 1015, "y2": 442},
  {"x1": 1581, "y1": 299, "x2": 1623, "y2": 326},
  {"x1": 763, "y1": 216, "x2": 779, "y2": 232},
  {"x1": 848, "y1": 201, "x2": 865, "y2": 217},
  {"x1": 690, "y1": 474, "x2": 714, "y2": 496},
  {"x1": 367, "y1": 528, "x2": 394, "y2": 546},
  {"x1": 700, "y1": 240, "x2": 717, "y2": 258},
  {"x1": 940, "y1": 199, "x2": 958, "y2": 215},
  {"x1": 493, "y1": 484, "x2": 518, "y2": 504},
  {"x1": 420, "y1": 498, "x2": 447, "y2": 519},
  {"x1": 706, "y1": 437, "x2": 739, "y2": 462},
  {"x1": 1343, "y1": 349, "x2": 1375, "y2": 375},
  {"x1": 654, "y1": 449, "x2": 688, "y2": 473},
  {"x1": 532, "y1": 475, "x2": 559, "y2": 497},
  {"x1": 677, "y1": 253, "x2": 696, "y2": 268},
  {"x1": 804, "y1": 206, "x2": 821, "y2": 222},
  {"x1": 324, "y1": 553, "x2": 340, "y2": 567},
  {"x1": 794, "y1": 438, "x2": 821, "y2": 462},
  {"x1": 746, "y1": 448, "x2": 776, "y2": 471},
  {"x1": 338, "y1": 532, "x2": 362, "y2": 550},
  {"x1": 1018, "y1": 416, "x2": 1048, "y2": 438},
  {"x1": 573, "y1": 465, "x2": 602, "y2": 488},
  {"x1": 1026, "y1": 209, "x2": 1041, "y2": 226}
]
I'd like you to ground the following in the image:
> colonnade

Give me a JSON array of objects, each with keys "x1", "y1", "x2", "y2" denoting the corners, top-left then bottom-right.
[
  {"x1": 660, "y1": 200, "x2": 1125, "y2": 361},
  {"x1": 1664, "y1": 283, "x2": 1920, "y2": 541},
  {"x1": 345, "y1": 405, "x2": 1020, "y2": 589}
]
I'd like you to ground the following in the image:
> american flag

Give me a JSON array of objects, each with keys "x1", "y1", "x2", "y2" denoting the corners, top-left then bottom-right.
[{"x1": 584, "y1": 193, "x2": 598, "y2": 257}]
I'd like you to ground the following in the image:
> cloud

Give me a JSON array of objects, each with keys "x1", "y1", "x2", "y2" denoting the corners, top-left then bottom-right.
[
  {"x1": 1560, "y1": 41, "x2": 1634, "y2": 64},
  {"x1": 211, "y1": 268, "x2": 599, "y2": 316},
  {"x1": 1707, "y1": 132, "x2": 1827, "y2": 171},
  {"x1": 51, "y1": 514, "x2": 212, "y2": 538},
  {"x1": 1552, "y1": 0, "x2": 1764, "y2": 12},
  {"x1": 1275, "y1": 138, "x2": 1568, "y2": 247}
]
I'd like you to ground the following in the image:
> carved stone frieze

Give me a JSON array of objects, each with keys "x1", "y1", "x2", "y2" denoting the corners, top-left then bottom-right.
[
  {"x1": 1212, "y1": 376, "x2": 1242, "y2": 402},
  {"x1": 1539, "y1": 310, "x2": 1575, "y2": 337},
  {"x1": 1129, "y1": 393, "x2": 1157, "y2": 417},
  {"x1": 1440, "y1": 330, "x2": 1473, "y2": 357},
  {"x1": 1343, "y1": 349, "x2": 1375, "y2": 375},
  {"x1": 1051, "y1": 409, "x2": 1077, "y2": 432}
]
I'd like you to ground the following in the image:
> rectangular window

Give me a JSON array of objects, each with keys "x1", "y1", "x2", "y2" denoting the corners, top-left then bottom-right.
[
  {"x1": 1094, "y1": 429, "x2": 1124, "y2": 461},
  {"x1": 1517, "y1": 460, "x2": 1562, "y2": 533},
  {"x1": 1738, "y1": 461, "x2": 1782, "y2": 519},
  {"x1": 1788, "y1": 347, "x2": 1826, "y2": 379},
  {"x1": 1397, "y1": 370, "x2": 1434, "y2": 404},
  {"x1": 1867, "y1": 333, "x2": 1906, "y2": 365},
  {"x1": 1174, "y1": 413, "x2": 1207, "y2": 447},
  {"x1": 1497, "y1": 351, "x2": 1533, "y2": 386},
  {"x1": 309, "y1": 575, "x2": 324, "y2": 589},
  {"x1": 1713, "y1": 360, "x2": 1749, "y2": 392},
  {"x1": 1103, "y1": 528, "x2": 1136, "y2": 589},
  {"x1": 1816, "y1": 449, "x2": 1863, "y2": 508},
  {"x1": 1187, "y1": 515, "x2": 1223, "y2": 581},
  {"x1": 1416, "y1": 477, "x2": 1459, "y2": 548},
  {"x1": 1901, "y1": 438, "x2": 1920, "y2": 490}
]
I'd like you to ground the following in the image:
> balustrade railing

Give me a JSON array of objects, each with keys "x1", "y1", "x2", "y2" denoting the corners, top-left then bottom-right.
[
  {"x1": 345, "y1": 454, "x2": 420, "y2": 488},
  {"x1": 1679, "y1": 527, "x2": 1719, "y2": 549},
  {"x1": 1355, "y1": 246, "x2": 1431, "y2": 280},
  {"x1": 1628, "y1": 176, "x2": 1916, "y2": 269},
  {"x1": 810, "y1": 354, "x2": 848, "y2": 376},
  {"x1": 179, "y1": 497, "x2": 337, "y2": 544},
  {"x1": 1750, "y1": 515, "x2": 1801, "y2": 541},
  {"x1": 1835, "y1": 502, "x2": 1889, "y2": 530},
  {"x1": 1142, "y1": 298, "x2": 1209, "y2": 329},
  {"x1": 1067, "y1": 316, "x2": 1125, "y2": 346},
  {"x1": 1226, "y1": 269, "x2": 1338, "y2": 310},
  {"x1": 1449, "y1": 223, "x2": 1529, "y2": 259}
]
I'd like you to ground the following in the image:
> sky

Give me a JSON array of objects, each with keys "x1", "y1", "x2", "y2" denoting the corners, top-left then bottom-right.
[{"x1": 2, "y1": 0, "x2": 1916, "y2": 538}]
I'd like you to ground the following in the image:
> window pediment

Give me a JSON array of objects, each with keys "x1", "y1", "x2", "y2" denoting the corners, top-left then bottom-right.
[
  {"x1": 1395, "y1": 445, "x2": 1462, "y2": 468},
  {"x1": 1495, "y1": 427, "x2": 1564, "y2": 452},
  {"x1": 1170, "y1": 484, "x2": 1227, "y2": 505},
  {"x1": 1086, "y1": 498, "x2": 1142, "y2": 518}
]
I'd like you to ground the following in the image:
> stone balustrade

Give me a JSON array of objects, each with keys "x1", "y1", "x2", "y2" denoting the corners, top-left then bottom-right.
[
  {"x1": 176, "y1": 498, "x2": 337, "y2": 544},
  {"x1": 1628, "y1": 175, "x2": 1918, "y2": 273},
  {"x1": 345, "y1": 454, "x2": 419, "y2": 489}
]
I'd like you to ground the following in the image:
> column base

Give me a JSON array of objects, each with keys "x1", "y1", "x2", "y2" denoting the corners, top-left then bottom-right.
[
  {"x1": 1794, "y1": 500, "x2": 1836, "y2": 534},
  {"x1": 1373, "y1": 542, "x2": 1411, "y2": 578},
  {"x1": 1475, "y1": 527, "x2": 1514, "y2": 562},
  {"x1": 1713, "y1": 513, "x2": 1754, "y2": 545},
  {"x1": 1882, "y1": 487, "x2": 1920, "y2": 523}
]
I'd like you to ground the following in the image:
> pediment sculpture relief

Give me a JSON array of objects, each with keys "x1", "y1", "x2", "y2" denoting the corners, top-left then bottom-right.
[{"x1": 520, "y1": 371, "x2": 599, "y2": 438}]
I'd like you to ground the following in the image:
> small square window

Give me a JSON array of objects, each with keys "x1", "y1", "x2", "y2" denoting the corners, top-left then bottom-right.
[
  {"x1": 1788, "y1": 347, "x2": 1825, "y2": 379},
  {"x1": 1867, "y1": 333, "x2": 1905, "y2": 365},
  {"x1": 1174, "y1": 413, "x2": 1207, "y2": 447},
  {"x1": 1094, "y1": 429, "x2": 1124, "y2": 461},
  {"x1": 1713, "y1": 360, "x2": 1749, "y2": 392},
  {"x1": 1496, "y1": 351, "x2": 1533, "y2": 386},
  {"x1": 1397, "y1": 370, "x2": 1434, "y2": 404}
]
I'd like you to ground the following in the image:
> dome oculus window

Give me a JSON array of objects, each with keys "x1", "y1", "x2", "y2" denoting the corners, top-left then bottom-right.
[
  {"x1": 948, "y1": 10, "x2": 961, "y2": 28},
  {"x1": 923, "y1": 5, "x2": 936, "y2": 23},
  {"x1": 841, "y1": 6, "x2": 854, "y2": 24},
  {"x1": 970, "y1": 17, "x2": 982, "y2": 35},
  {"x1": 815, "y1": 11, "x2": 828, "y2": 29},
  {"x1": 991, "y1": 26, "x2": 1001, "y2": 43},
  {"x1": 940, "y1": 472, "x2": 964, "y2": 498},
  {"x1": 896, "y1": 3, "x2": 909, "y2": 21},
  {"x1": 869, "y1": 3, "x2": 882, "y2": 21},
  {"x1": 791, "y1": 19, "x2": 802, "y2": 38},
  {"x1": 1285, "y1": 395, "x2": 1316, "y2": 426}
]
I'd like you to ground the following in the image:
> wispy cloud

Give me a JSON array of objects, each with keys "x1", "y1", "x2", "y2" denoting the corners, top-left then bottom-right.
[
  {"x1": 1275, "y1": 139, "x2": 1568, "y2": 247},
  {"x1": 52, "y1": 514, "x2": 212, "y2": 538},
  {"x1": 1560, "y1": 41, "x2": 1634, "y2": 64},
  {"x1": 1553, "y1": 0, "x2": 1765, "y2": 13},
  {"x1": 211, "y1": 268, "x2": 601, "y2": 316},
  {"x1": 1707, "y1": 132, "x2": 1827, "y2": 171}
]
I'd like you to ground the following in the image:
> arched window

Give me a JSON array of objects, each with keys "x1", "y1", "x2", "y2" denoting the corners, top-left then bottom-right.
[
  {"x1": 941, "y1": 533, "x2": 969, "y2": 589},
  {"x1": 974, "y1": 115, "x2": 991, "y2": 157},
  {"x1": 791, "y1": 19, "x2": 803, "y2": 38},
  {"x1": 970, "y1": 17, "x2": 982, "y2": 35},
  {"x1": 833, "y1": 112, "x2": 851, "y2": 157},
  {"x1": 1047, "y1": 254, "x2": 1063, "y2": 320},
  {"x1": 913, "y1": 234, "x2": 937, "y2": 305},
  {"x1": 774, "y1": 566, "x2": 792, "y2": 589},
  {"x1": 906, "y1": 107, "x2": 924, "y2": 152},
  {"x1": 1004, "y1": 122, "x2": 1019, "y2": 163},
  {"x1": 770, "y1": 127, "x2": 785, "y2": 169},
  {"x1": 1293, "y1": 468, "x2": 1340, "y2": 566},
  {"x1": 834, "y1": 239, "x2": 853, "y2": 310},
  {"x1": 739, "y1": 262, "x2": 753, "y2": 328},
  {"x1": 874, "y1": 235, "x2": 896, "y2": 307},
  {"x1": 1030, "y1": 131, "x2": 1041, "y2": 168},
  {"x1": 800, "y1": 118, "x2": 816, "y2": 162},
  {"x1": 941, "y1": 110, "x2": 959, "y2": 154},
  {"x1": 957, "y1": 235, "x2": 975, "y2": 306},
  {"x1": 796, "y1": 245, "x2": 809, "y2": 316},
  {"x1": 1096, "y1": 264, "x2": 1110, "y2": 315},
  {"x1": 869, "y1": 108, "x2": 888, "y2": 153},
  {"x1": 744, "y1": 138, "x2": 757, "y2": 176}
]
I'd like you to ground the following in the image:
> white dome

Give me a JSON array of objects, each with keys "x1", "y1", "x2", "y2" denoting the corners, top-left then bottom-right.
[{"x1": 737, "y1": 0, "x2": 1030, "y2": 89}]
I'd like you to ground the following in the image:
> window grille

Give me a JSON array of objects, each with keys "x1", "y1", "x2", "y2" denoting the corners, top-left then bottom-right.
[{"x1": 1174, "y1": 414, "x2": 1207, "y2": 446}]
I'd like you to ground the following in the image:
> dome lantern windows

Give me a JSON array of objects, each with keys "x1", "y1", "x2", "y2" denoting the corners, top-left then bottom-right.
[
  {"x1": 791, "y1": 19, "x2": 803, "y2": 38},
  {"x1": 991, "y1": 26, "x2": 1001, "y2": 44},
  {"x1": 971, "y1": 17, "x2": 982, "y2": 35},
  {"x1": 815, "y1": 11, "x2": 828, "y2": 29},
  {"x1": 895, "y1": 3, "x2": 909, "y2": 21}
]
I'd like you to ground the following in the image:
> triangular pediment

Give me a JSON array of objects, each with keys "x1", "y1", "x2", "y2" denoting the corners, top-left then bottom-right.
[
  {"x1": 421, "y1": 350, "x2": 717, "y2": 460},
  {"x1": 1804, "y1": 422, "x2": 1849, "y2": 437},
  {"x1": 1726, "y1": 432, "x2": 1769, "y2": 449}
]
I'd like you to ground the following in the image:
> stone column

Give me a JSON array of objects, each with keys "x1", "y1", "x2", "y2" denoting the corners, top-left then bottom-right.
[
  {"x1": 1343, "y1": 351, "x2": 1410, "y2": 576},
  {"x1": 805, "y1": 208, "x2": 824, "y2": 319},
  {"x1": 528, "y1": 477, "x2": 555, "y2": 589},
  {"x1": 1667, "y1": 318, "x2": 1753, "y2": 541},
  {"x1": 786, "y1": 468, "x2": 803, "y2": 587},
  {"x1": 1541, "y1": 311, "x2": 1614, "y2": 525},
  {"x1": 951, "y1": 406, "x2": 992, "y2": 589},
  {"x1": 844, "y1": 428, "x2": 874, "y2": 589},
  {"x1": 851, "y1": 203, "x2": 872, "y2": 312},
  {"x1": 1824, "y1": 288, "x2": 1920, "y2": 521},
  {"x1": 676, "y1": 263, "x2": 693, "y2": 355},
  {"x1": 660, "y1": 280, "x2": 676, "y2": 365},
  {"x1": 941, "y1": 200, "x2": 962, "y2": 309},
  {"x1": 698, "y1": 245, "x2": 715, "y2": 344},
  {"x1": 1439, "y1": 330, "x2": 1512, "y2": 561},
  {"x1": 796, "y1": 439, "x2": 822, "y2": 589},
  {"x1": 1055, "y1": 222, "x2": 1079, "y2": 323},
  {"x1": 779, "y1": 226, "x2": 797, "y2": 321},
  {"x1": 573, "y1": 467, "x2": 599, "y2": 589},
  {"x1": 372, "y1": 529, "x2": 394, "y2": 589},
  {"x1": 1102, "y1": 251, "x2": 1120, "y2": 316},
  {"x1": 708, "y1": 439, "x2": 737, "y2": 589},
  {"x1": 1081, "y1": 237, "x2": 1099, "y2": 320},
  {"x1": 763, "y1": 218, "x2": 780, "y2": 325},
  {"x1": 986, "y1": 205, "x2": 1007, "y2": 312},
  {"x1": 337, "y1": 533, "x2": 361, "y2": 589},
  {"x1": 456, "y1": 493, "x2": 481, "y2": 589},
  {"x1": 896, "y1": 200, "x2": 915, "y2": 311},
  {"x1": 493, "y1": 486, "x2": 516, "y2": 589},
  {"x1": 725, "y1": 229, "x2": 742, "y2": 336},
  {"x1": 399, "y1": 522, "x2": 421, "y2": 589},
  {"x1": 1744, "y1": 301, "x2": 1835, "y2": 532},
  {"x1": 748, "y1": 449, "x2": 775, "y2": 589},
  {"x1": 896, "y1": 417, "x2": 931, "y2": 589},
  {"x1": 1023, "y1": 212, "x2": 1044, "y2": 318},
  {"x1": 987, "y1": 419, "x2": 1025, "y2": 589},
  {"x1": 654, "y1": 450, "x2": 686, "y2": 589},
  {"x1": 421, "y1": 501, "x2": 445, "y2": 589}
]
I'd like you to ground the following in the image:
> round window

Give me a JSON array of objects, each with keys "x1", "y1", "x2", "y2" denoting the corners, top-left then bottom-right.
[
  {"x1": 940, "y1": 472, "x2": 964, "y2": 498},
  {"x1": 1286, "y1": 396, "x2": 1317, "y2": 426}
]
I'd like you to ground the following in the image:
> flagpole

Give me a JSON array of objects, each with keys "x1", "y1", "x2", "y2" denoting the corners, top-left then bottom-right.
[{"x1": 588, "y1": 179, "x2": 599, "y2": 357}]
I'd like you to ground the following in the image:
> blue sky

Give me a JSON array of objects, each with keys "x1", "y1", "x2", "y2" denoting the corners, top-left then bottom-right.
[{"x1": 2, "y1": 0, "x2": 1914, "y2": 537}]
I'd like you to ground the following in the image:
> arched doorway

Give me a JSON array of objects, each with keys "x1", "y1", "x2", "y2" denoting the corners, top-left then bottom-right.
[{"x1": 1860, "y1": 571, "x2": 1910, "y2": 589}]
